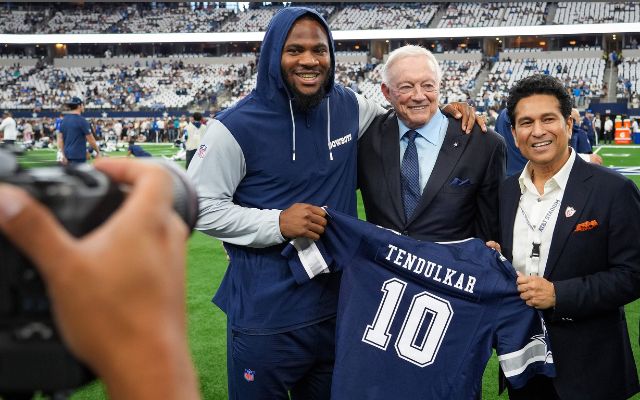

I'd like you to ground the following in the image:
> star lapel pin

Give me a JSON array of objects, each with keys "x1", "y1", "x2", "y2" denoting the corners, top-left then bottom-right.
[
  {"x1": 453, "y1": 141, "x2": 459, "y2": 147},
  {"x1": 565, "y1": 206, "x2": 576, "y2": 218}
]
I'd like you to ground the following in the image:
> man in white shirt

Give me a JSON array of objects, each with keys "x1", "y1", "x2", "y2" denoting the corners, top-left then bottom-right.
[
  {"x1": 603, "y1": 115, "x2": 614, "y2": 144},
  {"x1": 113, "y1": 120, "x2": 123, "y2": 139},
  {"x1": 0, "y1": 111, "x2": 18, "y2": 144},
  {"x1": 495, "y1": 74, "x2": 640, "y2": 400},
  {"x1": 183, "y1": 112, "x2": 207, "y2": 169}
]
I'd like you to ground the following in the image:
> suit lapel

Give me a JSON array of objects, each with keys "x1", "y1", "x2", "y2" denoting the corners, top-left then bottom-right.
[
  {"x1": 380, "y1": 114, "x2": 405, "y2": 223},
  {"x1": 544, "y1": 157, "x2": 593, "y2": 278},
  {"x1": 502, "y1": 177, "x2": 521, "y2": 260},
  {"x1": 409, "y1": 118, "x2": 470, "y2": 224}
]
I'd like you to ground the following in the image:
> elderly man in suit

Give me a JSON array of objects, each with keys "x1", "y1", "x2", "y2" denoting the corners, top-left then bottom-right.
[
  {"x1": 497, "y1": 74, "x2": 640, "y2": 400},
  {"x1": 358, "y1": 45, "x2": 506, "y2": 242}
]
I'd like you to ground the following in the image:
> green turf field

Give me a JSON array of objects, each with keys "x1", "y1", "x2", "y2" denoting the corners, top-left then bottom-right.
[{"x1": 11, "y1": 144, "x2": 640, "y2": 399}]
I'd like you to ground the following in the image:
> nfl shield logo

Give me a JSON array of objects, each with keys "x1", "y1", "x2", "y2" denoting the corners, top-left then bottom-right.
[
  {"x1": 197, "y1": 144, "x2": 208, "y2": 158},
  {"x1": 244, "y1": 369, "x2": 255, "y2": 382},
  {"x1": 565, "y1": 206, "x2": 576, "y2": 218}
]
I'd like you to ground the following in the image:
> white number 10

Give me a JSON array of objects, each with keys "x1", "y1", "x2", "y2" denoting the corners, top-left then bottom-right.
[{"x1": 362, "y1": 278, "x2": 453, "y2": 367}]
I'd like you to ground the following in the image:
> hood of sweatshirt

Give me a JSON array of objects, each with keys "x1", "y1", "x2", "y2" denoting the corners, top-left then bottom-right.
[{"x1": 255, "y1": 7, "x2": 336, "y2": 105}]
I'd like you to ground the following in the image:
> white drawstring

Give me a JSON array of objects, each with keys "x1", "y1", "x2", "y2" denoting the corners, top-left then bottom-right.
[
  {"x1": 289, "y1": 98, "x2": 296, "y2": 161},
  {"x1": 290, "y1": 98, "x2": 334, "y2": 162},
  {"x1": 327, "y1": 99, "x2": 333, "y2": 161}
]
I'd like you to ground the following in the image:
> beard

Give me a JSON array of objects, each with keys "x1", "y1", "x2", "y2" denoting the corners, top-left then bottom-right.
[{"x1": 283, "y1": 72, "x2": 329, "y2": 113}]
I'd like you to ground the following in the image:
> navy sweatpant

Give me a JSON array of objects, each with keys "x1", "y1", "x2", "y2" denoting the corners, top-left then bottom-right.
[{"x1": 226, "y1": 317, "x2": 336, "y2": 400}]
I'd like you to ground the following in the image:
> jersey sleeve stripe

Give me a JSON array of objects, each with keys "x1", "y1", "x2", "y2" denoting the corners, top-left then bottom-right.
[
  {"x1": 498, "y1": 338, "x2": 554, "y2": 378},
  {"x1": 292, "y1": 237, "x2": 331, "y2": 280}
]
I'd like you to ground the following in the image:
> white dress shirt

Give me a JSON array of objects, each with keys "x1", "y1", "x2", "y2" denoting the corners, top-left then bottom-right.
[
  {"x1": 397, "y1": 109, "x2": 448, "y2": 192},
  {"x1": 512, "y1": 150, "x2": 577, "y2": 276}
]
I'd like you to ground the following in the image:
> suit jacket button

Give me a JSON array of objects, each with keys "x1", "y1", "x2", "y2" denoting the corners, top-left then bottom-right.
[{"x1": 402, "y1": 230, "x2": 409, "y2": 235}]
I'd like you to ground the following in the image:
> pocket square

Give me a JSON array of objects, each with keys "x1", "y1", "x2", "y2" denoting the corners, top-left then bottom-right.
[
  {"x1": 574, "y1": 220, "x2": 598, "y2": 232},
  {"x1": 450, "y1": 177, "x2": 472, "y2": 187}
]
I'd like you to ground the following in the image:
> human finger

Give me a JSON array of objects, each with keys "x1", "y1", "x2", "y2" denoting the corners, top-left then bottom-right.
[
  {"x1": 95, "y1": 158, "x2": 173, "y2": 204},
  {"x1": 477, "y1": 113, "x2": 488, "y2": 133},
  {"x1": 307, "y1": 222, "x2": 325, "y2": 236},
  {"x1": 464, "y1": 106, "x2": 476, "y2": 133},
  {"x1": 94, "y1": 158, "x2": 177, "y2": 229},
  {"x1": 441, "y1": 103, "x2": 462, "y2": 119},
  {"x1": 308, "y1": 212, "x2": 327, "y2": 227},
  {"x1": 485, "y1": 240, "x2": 502, "y2": 253},
  {"x1": 307, "y1": 205, "x2": 327, "y2": 218}
]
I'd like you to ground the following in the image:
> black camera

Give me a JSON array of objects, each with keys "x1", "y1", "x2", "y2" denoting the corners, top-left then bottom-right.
[{"x1": 0, "y1": 148, "x2": 198, "y2": 398}]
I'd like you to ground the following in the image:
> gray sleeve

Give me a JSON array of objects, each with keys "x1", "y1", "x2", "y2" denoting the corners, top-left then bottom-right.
[
  {"x1": 187, "y1": 120, "x2": 286, "y2": 248},
  {"x1": 353, "y1": 90, "x2": 385, "y2": 139}
]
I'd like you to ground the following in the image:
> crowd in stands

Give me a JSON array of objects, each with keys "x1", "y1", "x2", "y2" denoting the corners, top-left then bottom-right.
[
  {"x1": 553, "y1": 2, "x2": 640, "y2": 25},
  {"x1": 0, "y1": 3, "x2": 233, "y2": 34},
  {"x1": 329, "y1": 3, "x2": 437, "y2": 30},
  {"x1": 217, "y1": 7, "x2": 280, "y2": 33},
  {"x1": 0, "y1": 60, "x2": 255, "y2": 111},
  {"x1": 0, "y1": 49, "x2": 615, "y2": 113},
  {"x1": 617, "y1": 57, "x2": 640, "y2": 107},
  {"x1": 117, "y1": 4, "x2": 233, "y2": 33},
  {"x1": 0, "y1": 8, "x2": 45, "y2": 33},
  {"x1": 43, "y1": 7, "x2": 125, "y2": 34},
  {"x1": 0, "y1": 2, "x2": 631, "y2": 114},
  {"x1": 3, "y1": 2, "x2": 640, "y2": 35},
  {"x1": 476, "y1": 56, "x2": 606, "y2": 110},
  {"x1": 437, "y1": 2, "x2": 548, "y2": 28},
  {"x1": 219, "y1": 5, "x2": 335, "y2": 33}
]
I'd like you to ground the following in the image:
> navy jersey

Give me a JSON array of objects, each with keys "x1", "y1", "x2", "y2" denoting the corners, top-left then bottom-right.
[
  {"x1": 283, "y1": 210, "x2": 555, "y2": 399},
  {"x1": 128, "y1": 144, "x2": 151, "y2": 157},
  {"x1": 60, "y1": 114, "x2": 91, "y2": 160}
]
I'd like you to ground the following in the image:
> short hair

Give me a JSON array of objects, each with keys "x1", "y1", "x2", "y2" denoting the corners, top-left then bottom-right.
[
  {"x1": 192, "y1": 112, "x2": 203, "y2": 121},
  {"x1": 507, "y1": 74, "x2": 572, "y2": 124},
  {"x1": 381, "y1": 45, "x2": 441, "y2": 85}
]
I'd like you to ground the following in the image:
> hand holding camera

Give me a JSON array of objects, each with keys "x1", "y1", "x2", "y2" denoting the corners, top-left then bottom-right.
[{"x1": 0, "y1": 152, "x2": 200, "y2": 399}]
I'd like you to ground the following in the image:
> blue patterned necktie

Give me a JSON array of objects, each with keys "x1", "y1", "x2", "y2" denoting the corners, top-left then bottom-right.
[{"x1": 401, "y1": 130, "x2": 421, "y2": 221}]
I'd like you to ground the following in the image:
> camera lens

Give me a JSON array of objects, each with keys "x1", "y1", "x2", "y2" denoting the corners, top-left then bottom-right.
[{"x1": 153, "y1": 159, "x2": 199, "y2": 231}]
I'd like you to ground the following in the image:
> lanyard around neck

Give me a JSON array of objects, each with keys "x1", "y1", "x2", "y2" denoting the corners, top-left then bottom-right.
[{"x1": 518, "y1": 197, "x2": 560, "y2": 275}]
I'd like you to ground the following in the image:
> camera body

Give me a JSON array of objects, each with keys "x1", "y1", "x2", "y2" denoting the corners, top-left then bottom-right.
[{"x1": 0, "y1": 149, "x2": 198, "y2": 396}]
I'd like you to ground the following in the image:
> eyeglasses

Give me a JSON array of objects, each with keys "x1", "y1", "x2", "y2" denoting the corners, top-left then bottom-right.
[{"x1": 395, "y1": 83, "x2": 439, "y2": 95}]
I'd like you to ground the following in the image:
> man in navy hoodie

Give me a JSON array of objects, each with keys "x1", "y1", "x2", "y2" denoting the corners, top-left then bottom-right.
[{"x1": 188, "y1": 7, "x2": 478, "y2": 399}]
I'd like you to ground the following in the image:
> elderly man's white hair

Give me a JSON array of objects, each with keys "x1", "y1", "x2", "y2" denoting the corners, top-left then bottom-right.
[{"x1": 381, "y1": 45, "x2": 442, "y2": 85}]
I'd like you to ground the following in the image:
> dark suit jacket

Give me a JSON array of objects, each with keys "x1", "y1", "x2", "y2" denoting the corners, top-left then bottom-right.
[
  {"x1": 499, "y1": 155, "x2": 640, "y2": 400},
  {"x1": 358, "y1": 110, "x2": 506, "y2": 242}
]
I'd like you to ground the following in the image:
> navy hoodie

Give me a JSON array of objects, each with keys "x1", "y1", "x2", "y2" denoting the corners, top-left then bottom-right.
[
  {"x1": 495, "y1": 108, "x2": 527, "y2": 177},
  {"x1": 188, "y1": 7, "x2": 374, "y2": 333}
]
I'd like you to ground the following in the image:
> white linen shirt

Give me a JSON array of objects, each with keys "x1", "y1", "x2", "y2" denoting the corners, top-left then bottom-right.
[{"x1": 512, "y1": 150, "x2": 577, "y2": 276}]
